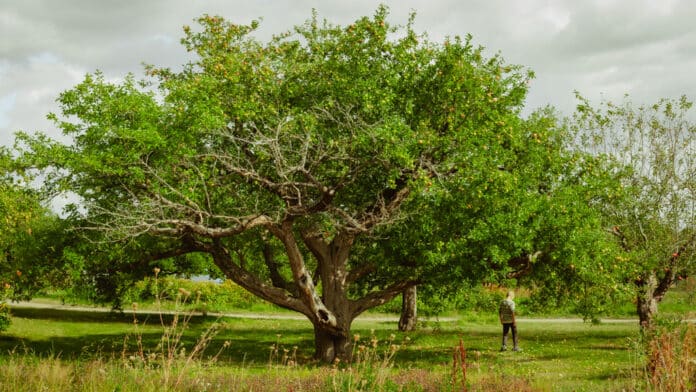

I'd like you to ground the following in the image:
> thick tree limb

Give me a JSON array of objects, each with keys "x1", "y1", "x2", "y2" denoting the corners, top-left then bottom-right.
[
  {"x1": 146, "y1": 215, "x2": 273, "y2": 238},
  {"x1": 350, "y1": 280, "x2": 418, "y2": 318},
  {"x1": 262, "y1": 242, "x2": 296, "y2": 294},
  {"x1": 205, "y1": 240, "x2": 309, "y2": 316},
  {"x1": 269, "y1": 221, "x2": 342, "y2": 334}
]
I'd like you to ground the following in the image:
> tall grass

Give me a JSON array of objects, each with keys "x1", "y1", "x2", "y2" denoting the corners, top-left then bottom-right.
[
  {"x1": 642, "y1": 321, "x2": 696, "y2": 391},
  {"x1": 120, "y1": 269, "x2": 232, "y2": 389}
]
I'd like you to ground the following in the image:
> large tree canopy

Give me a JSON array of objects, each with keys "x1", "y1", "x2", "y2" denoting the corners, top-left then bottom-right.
[
  {"x1": 355, "y1": 106, "x2": 626, "y2": 321},
  {"x1": 15, "y1": 7, "x2": 611, "y2": 360}
]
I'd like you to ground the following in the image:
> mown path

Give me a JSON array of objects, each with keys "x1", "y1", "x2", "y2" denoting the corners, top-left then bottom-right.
[{"x1": 8, "y1": 300, "x2": 646, "y2": 323}]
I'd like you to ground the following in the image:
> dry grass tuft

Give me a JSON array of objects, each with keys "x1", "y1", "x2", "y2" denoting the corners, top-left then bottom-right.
[{"x1": 644, "y1": 322, "x2": 696, "y2": 392}]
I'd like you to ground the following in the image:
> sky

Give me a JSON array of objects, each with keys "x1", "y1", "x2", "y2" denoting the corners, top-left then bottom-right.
[{"x1": 2, "y1": 0, "x2": 696, "y2": 148}]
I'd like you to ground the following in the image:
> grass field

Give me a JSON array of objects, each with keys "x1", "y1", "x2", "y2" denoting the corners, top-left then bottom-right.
[
  {"x1": 0, "y1": 305, "x2": 649, "y2": 391},
  {"x1": 3, "y1": 281, "x2": 695, "y2": 391}
]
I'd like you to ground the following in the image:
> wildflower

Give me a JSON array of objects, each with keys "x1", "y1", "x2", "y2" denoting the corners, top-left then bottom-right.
[
  {"x1": 3, "y1": 283, "x2": 10, "y2": 290},
  {"x1": 223, "y1": 341, "x2": 231, "y2": 348},
  {"x1": 389, "y1": 333, "x2": 396, "y2": 341},
  {"x1": 132, "y1": 302, "x2": 139, "y2": 310},
  {"x1": 153, "y1": 267, "x2": 161, "y2": 276},
  {"x1": 15, "y1": 270, "x2": 21, "y2": 277},
  {"x1": 353, "y1": 334, "x2": 361, "y2": 342}
]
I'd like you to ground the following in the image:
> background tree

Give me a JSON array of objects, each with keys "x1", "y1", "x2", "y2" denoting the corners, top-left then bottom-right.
[
  {"x1": 571, "y1": 95, "x2": 696, "y2": 328},
  {"x1": 15, "y1": 7, "x2": 599, "y2": 361},
  {"x1": 0, "y1": 149, "x2": 69, "y2": 331}
]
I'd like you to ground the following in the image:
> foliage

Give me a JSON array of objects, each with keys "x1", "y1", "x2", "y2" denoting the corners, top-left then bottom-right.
[
  {"x1": 121, "y1": 276, "x2": 267, "y2": 312},
  {"x1": 570, "y1": 95, "x2": 696, "y2": 325},
  {"x1": 12, "y1": 6, "x2": 622, "y2": 359},
  {"x1": 0, "y1": 148, "x2": 74, "y2": 332},
  {"x1": 0, "y1": 303, "x2": 9, "y2": 333},
  {"x1": 56, "y1": 241, "x2": 226, "y2": 307},
  {"x1": 352, "y1": 106, "x2": 627, "y2": 320}
]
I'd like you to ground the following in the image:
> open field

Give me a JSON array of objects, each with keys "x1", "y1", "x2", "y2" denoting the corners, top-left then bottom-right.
[{"x1": 0, "y1": 306, "x2": 649, "y2": 391}]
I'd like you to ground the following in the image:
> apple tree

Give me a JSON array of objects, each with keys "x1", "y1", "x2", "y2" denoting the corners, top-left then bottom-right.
[
  {"x1": 15, "y1": 7, "x2": 585, "y2": 360},
  {"x1": 0, "y1": 149, "x2": 69, "y2": 331},
  {"x1": 571, "y1": 95, "x2": 696, "y2": 328}
]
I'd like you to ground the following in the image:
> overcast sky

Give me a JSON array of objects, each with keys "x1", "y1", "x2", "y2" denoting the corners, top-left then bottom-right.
[{"x1": 2, "y1": 0, "x2": 695, "y2": 148}]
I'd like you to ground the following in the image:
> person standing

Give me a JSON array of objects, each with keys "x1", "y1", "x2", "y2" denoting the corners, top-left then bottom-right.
[{"x1": 499, "y1": 290, "x2": 521, "y2": 352}]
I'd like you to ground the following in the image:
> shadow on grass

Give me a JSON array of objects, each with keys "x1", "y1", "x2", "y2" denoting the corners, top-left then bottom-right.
[
  {"x1": 2, "y1": 308, "x2": 316, "y2": 365},
  {"x1": 9, "y1": 307, "x2": 211, "y2": 325},
  {"x1": 1, "y1": 309, "x2": 639, "y2": 371},
  {"x1": 0, "y1": 327, "x2": 316, "y2": 365}
]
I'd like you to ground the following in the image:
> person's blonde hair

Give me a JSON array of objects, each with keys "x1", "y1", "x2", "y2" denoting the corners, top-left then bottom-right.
[{"x1": 506, "y1": 290, "x2": 515, "y2": 299}]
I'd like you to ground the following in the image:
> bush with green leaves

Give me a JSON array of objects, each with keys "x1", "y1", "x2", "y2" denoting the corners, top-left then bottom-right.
[
  {"x1": 0, "y1": 303, "x2": 9, "y2": 332},
  {"x1": 121, "y1": 276, "x2": 267, "y2": 312}
]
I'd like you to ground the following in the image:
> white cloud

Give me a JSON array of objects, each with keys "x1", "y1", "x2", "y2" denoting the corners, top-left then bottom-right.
[
  {"x1": 1, "y1": 0, "x2": 695, "y2": 147},
  {"x1": 0, "y1": 93, "x2": 16, "y2": 130}
]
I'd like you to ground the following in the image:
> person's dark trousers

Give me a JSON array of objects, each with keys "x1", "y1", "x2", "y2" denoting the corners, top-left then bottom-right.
[{"x1": 501, "y1": 323, "x2": 518, "y2": 351}]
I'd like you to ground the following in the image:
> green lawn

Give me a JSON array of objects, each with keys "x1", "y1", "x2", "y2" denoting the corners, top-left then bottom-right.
[{"x1": 0, "y1": 306, "x2": 646, "y2": 391}]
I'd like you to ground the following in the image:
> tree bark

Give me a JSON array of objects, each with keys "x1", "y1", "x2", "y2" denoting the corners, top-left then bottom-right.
[
  {"x1": 302, "y1": 231, "x2": 354, "y2": 362},
  {"x1": 635, "y1": 270, "x2": 675, "y2": 329},
  {"x1": 398, "y1": 285, "x2": 418, "y2": 332},
  {"x1": 313, "y1": 319, "x2": 352, "y2": 363},
  {"x1": 637, "y1": 289, "x2": 658, "y2": 329}
]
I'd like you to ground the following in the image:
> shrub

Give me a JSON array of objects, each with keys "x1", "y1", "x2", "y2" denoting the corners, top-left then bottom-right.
[
  {"x1": 0, "y1": 302, "x2": 10, "y2": 332},
  {"x1": 121, "y1": 276, "x2": 266, "y2": 312},
  {"x1": 0, "y1": 282, "x2": 11, "y2": 332}
]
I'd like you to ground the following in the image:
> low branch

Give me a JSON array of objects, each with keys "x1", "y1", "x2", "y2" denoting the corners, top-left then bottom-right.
[
  {"x1": 350, "y1": 280, "x2": 418, "y2": 319},
  {"x1": 205, "y1": 240, "x2": 309, "y2": 316},
  {"x1": 262, "y1": 242, "x2": 297, "y2": 294}
]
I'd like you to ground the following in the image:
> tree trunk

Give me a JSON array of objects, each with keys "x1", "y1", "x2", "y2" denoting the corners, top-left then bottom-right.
[
  {"x1": 398, "y1": 285, "x2": 418, "y2": 332},
  {"x1": 302, "y1": 231, "x2": 355, "y2": 363},
  {"x1": 637, "y1": 289, "x2": 658, "y2": 329},
  {"x1": 210, "y1": 227, "x2": 413, "y2": 364},
  {"x1": 635, "y1": 270, "x2": 674, "y2": 329},
  {"x1": 313, "y1": 320, "x2": 352, "y2": 363}
]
